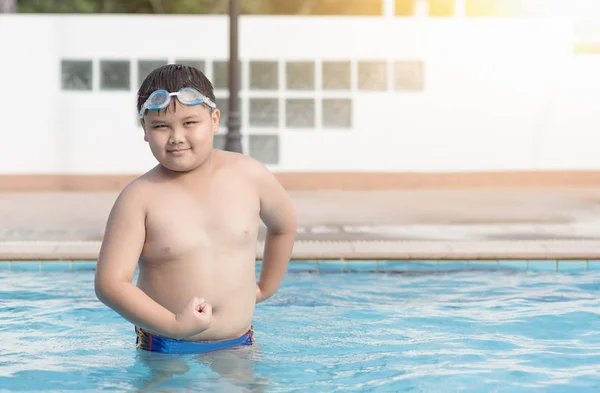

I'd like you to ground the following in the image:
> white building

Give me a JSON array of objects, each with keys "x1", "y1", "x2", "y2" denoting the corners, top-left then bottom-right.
[{"x1": 0, "y1": 0, "x2": 599, "y2": 185}]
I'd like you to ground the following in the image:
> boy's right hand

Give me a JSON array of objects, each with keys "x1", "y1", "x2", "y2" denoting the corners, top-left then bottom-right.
[{"x1": 173, "y1": 297, "x2": 212, "y2": 339}]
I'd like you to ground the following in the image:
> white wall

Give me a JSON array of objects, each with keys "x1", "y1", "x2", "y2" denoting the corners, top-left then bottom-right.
[{"x1": 0, "y1": 14, "x2": 597, "y2": 174}]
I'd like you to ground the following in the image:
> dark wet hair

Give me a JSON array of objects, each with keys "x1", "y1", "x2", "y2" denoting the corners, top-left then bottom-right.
[{"x1": 137, "y1": 64, "x2": 216, "y2": 115}]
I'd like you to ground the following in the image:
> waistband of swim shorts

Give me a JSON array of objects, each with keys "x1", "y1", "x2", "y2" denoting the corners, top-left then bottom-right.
[{"x1": 135, "y1": 326, "x2": 254, "y2": 354}]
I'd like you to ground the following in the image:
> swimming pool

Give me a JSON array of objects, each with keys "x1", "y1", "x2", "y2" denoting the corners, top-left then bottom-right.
[{"x1": 1, "y1": 264, "x2": 600, "y2": 392}]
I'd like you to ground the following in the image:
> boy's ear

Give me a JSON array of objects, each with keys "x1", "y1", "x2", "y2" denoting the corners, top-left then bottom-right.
[
  {"x1": 212, "y1": 109, "x2": 221, "y2": 134},
  {"x1": 141, "y1": 119, "x2": 148, "y2": 142}
]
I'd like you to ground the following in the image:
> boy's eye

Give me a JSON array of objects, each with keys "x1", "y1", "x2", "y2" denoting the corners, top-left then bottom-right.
[
  {"x1": 153, "y1": 124, "x2": 167, "y2": 129},
  {"x1": 184, "y1": 121, "x2": 197, "y2": 126}
]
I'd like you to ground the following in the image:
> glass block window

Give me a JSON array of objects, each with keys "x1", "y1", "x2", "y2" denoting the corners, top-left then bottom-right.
[
  {"x1": 250, "y1": 61, "x2": 278, "y2": 90},
  {"x1": 249, "y1": 135, "x2": 279, "y2": 164},
  {"x1": 100, "y1": 60, "x2": 130, "y2": 91},
  {"x1": 429, "y1": 0, "x2": 455, "y2": 16},
  {"x1": 394, "y1": 61, "x2": 424, "y2": 91},
  {"x1": 322, "y1": 61, "x2": 351, "y2": 90},
  {"x1": 249, "y1": 98, "x2": 278, "y2": 127},
  {"x1": 466, "y1": 0, "x2": 519, "y2": 17},
  {"x1": 215, "y1": 97, "x2": 242, "y2": 128},
  {"x1": 175, "y1": 59, "x2": 206, "y2": 73},
  {"x1": 395, "y1": 0, "x2": 416, "y2": 16},
  {"x1": 212, "y1": 61, "x2": 241, "y2": 90},
  {"x1": 286, "y1": 99, "x2": 315, "y2": 128},
  {"x1": 61, "y1": 60, "x2": 92, "y2": 91},
  {"x1": 138, "y1": 60, "x2": 167, "y2": 87},
  {"x1": 322, "y1": 99, "x2": 352, "y2": 128},
  {"x1": 213, "y1": 134, "x2": 226, "y2": 150},
  {"x1": 286, "y1": 61, "x2": 314, "y2": 90},
  {"x1": 358, "y1": 61, "x2": 387, "y2": 91}
]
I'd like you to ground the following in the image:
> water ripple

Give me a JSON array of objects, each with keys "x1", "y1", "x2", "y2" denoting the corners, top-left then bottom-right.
[{"x1": 1, "y1": 270, "x2": 600, "y2": 392}]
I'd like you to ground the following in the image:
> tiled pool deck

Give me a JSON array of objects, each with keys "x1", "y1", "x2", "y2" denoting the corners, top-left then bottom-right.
[{"x1": 2, "y1": 189, "x2": 600, "y2": 271}]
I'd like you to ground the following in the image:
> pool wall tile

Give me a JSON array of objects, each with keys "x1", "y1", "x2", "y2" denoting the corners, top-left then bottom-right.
[
  {"x1": 347, "y1": 261, "x2": 379, "y2": 272},
  {"x1": 41, "y1": 261, "x2": 73, "y2": 272},
  {"x1": 10, "y1": 262, "x2": 42, "y2": 271},
  {"x1": 498, "y1": 260, "x2": 528, "y2": 271},
  {"x1": 287, "y1": 261, "x2": 319, "y2": 272},
  {"x1": 72, "y1": 261, "x2": 97, "y2": 271},
  {"x1": 436, "y1": 261, "x2": 470, "y2": 271},
  {"x1": 558, "y1": 261, "x2": 588, "y2": 272},
  {"x1": 467, "y1": 261, "x2": 500, "y2": 270},
  {"x1": 317, "y1": 261, "x2": 349, "y2": 272},
  {"x1": 526, "y1": 260, "x2": 557, "y2": 272},
  {"x1": 405, "y1": 261, "x2": 438, "y2": 271},
  {"x1": 4, "y1": 259, "x2": 600, "y2": 274},
  {"x1": 587, "y1": 260, "x2": 600, "y2": 271},
  {"x1": 379, "y1": 261, "x2": 407, "y2": 272}
]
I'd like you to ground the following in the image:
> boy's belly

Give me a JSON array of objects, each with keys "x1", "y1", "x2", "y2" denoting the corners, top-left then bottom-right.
[
  {"x1": 136, "y1": 254, "x2": 257, "y2": 342},
  {"x1": 185, "y1": 295, "x2": 256, "y2": 341}
]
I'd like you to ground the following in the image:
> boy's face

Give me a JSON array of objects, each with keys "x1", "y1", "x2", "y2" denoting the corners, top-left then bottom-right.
[{"x1": 141, "y1": 100, "x2": 220, "y2": 173}]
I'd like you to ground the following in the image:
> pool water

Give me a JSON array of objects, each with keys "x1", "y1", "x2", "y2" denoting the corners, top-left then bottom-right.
[{"x1": 1, "y1": 267, "x2": 600, "y2": 392}]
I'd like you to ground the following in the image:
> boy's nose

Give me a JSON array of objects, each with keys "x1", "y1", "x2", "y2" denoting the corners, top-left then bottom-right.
[{"x1": 169, "y1": 126, "x2": 185, "y2": 143}]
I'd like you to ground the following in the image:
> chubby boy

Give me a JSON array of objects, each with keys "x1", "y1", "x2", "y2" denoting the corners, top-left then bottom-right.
[{"x1": 94, "y1": 64, "x2": 296, "y2": 354}]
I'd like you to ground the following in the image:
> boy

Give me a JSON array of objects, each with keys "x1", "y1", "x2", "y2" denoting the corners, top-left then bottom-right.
[{"x1": 94, "y1": 64, "x2": 297, "y2": 354}]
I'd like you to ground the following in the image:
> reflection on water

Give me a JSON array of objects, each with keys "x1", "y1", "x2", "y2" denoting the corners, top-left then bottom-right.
[{"x1": 132, "y1": 343, "x2": 269, "y2": 393}]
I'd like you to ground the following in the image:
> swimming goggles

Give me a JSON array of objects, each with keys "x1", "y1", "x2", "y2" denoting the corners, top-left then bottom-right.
[{"x1": 139, "y1": 87, "x2": 217, "y2": 118}]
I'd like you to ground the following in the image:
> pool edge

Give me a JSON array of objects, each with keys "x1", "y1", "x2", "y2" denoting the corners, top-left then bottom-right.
[{"x1": 1, "y1": 240, "x2": 600, "y2": 261}]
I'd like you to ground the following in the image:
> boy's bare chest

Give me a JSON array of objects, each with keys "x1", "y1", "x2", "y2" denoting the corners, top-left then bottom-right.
[{"x1": 142, "y1": 187, "x2": 260, "y2": 260}]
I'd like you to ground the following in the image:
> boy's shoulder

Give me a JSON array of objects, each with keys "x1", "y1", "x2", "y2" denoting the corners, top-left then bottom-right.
[
  {"x1": 114, "y1": 166, "x2": 161, "y2": 203},
  {"x1": 214, "y1": 149, "x2": 273, "y2": 180}
]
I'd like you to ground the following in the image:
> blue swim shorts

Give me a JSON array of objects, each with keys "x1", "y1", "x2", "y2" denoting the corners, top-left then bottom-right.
[{"x1": 135, "y1": 325, "x2": 254, "y2": 354}]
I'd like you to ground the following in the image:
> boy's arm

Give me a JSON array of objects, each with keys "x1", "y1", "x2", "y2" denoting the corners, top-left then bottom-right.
[
  {"x1": 254, "y1": 164, "x2": 297, "y2": 303},
  {"x1": 94, "y1": 184, "x2": 209, "y2": 339}
]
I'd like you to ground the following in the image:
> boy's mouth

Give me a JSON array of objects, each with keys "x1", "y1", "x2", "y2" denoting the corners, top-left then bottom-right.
[{"x1": 167, "y1": 148, "x2": 190, "y2": 155}]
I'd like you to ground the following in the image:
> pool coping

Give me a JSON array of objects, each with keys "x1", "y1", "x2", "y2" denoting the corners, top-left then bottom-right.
[{"x1": 1, "y1": 240, "x2": 600, "y2": 261}]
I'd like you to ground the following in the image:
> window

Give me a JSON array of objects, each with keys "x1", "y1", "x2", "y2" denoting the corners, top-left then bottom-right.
[
  {"x1": 286, "y1": 61, "x2": 315, "y2": 90},
  {"x1": 466, "y1": 0, "x2": 519, "y2": 17},
  {"x1": 573, "y1": 42, "x2": 600, "y2": 55},
  {"x1": 429, "y1": 0, "x2": 455, "y2": 16},
  {"x1": 322, "y1": 99, "x2": 352, "y2": 128},
  {"x1": 175, "y1": 59, "x2": 206, "y2": 73},
  {"x1": 249, "y1": 135, "x2": 279, "y2": 164},
  {"x1": 358, "y1": 61, "x2": 387, "y2": 91},
  {"x1": 286, "y1": 99, "x2": 315, "y2": 128},
  {"x1": 212, "y1": 60, "x2": 242, "y2": 90},
  {"x1": 395, "y1": 0, "x2": 416, "y2": 15},
  {"x1": 61, "y1": 60, "x2": 92, "y2": 91},
  {"x1": 249, "y1": 98, "x2": 278, "y2": 127},
  {"x1": 250, "y1": 61, "x2": 278, "y2": 90},
  {"x1": 322, "y1": 61, "x2": 351, "y2": 90},
  {"x1": 394, "y1": 61, "x2": 424, "y2": 91},
  {"x1": 100, "y1": 60, "x2": 130, "y2": 91},
  {"x1": 213, "y1": 134, "x2": 226, "y2": 150},
  {"x1": 216, "y1": 97, "x2": 242, "y2": 128},
  {"x1": 138, "y1": 60, "x2": 167, "y2": 87}
]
